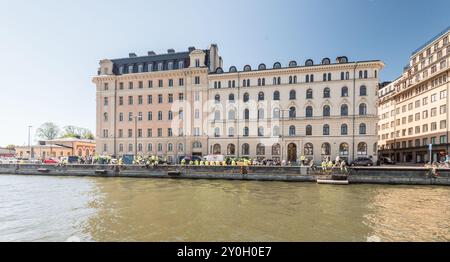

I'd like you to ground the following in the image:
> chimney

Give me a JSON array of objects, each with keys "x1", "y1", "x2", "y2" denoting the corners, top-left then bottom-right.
[
  {"x1": 167, "y1": 49, "x2": 175, "y2": 54},
  {"x1": 188, "y1": 46, "x2": 196, "y2": 52},
  {"x1": 129, "y1": 53, "x2": 137, "y2": 58},
  {"x1": 148, "y1": 51, "x2": 156, "y2": 56}
]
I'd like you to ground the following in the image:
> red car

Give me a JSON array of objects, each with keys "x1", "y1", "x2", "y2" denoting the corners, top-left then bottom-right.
[{"x1": 43, "y1": 158, "x2": 59, "y2": 164}]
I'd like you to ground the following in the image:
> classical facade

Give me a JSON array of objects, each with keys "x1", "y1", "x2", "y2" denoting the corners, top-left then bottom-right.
[
  {"x1": 93, "y1": 44, "x2": 383, "y2": 163},
  {"x1": 378, "y1": 26, "x2": 450, "y2": 163}
]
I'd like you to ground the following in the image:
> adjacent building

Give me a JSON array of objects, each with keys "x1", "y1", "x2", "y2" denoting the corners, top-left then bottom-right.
[
  {"x1": 15, "y1": 138, "x2": 96, "y2": 159},
  {"x1": 93, "y1": 44, "x2": 383, "y2": 163},
  {"x1": 378, "y1": 26, "x2": 450, "y2": 163}
]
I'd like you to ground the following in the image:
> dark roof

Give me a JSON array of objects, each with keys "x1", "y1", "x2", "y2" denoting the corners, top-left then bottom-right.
[
  {"x1": 111, "y1": 51, "x2": 191, "y2": 65},
  {"x1": 411, "y1": 25, "x2": 450, "y2": 56}
]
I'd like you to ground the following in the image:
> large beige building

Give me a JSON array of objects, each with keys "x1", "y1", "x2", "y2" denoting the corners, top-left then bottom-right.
[
  {"x1": 93, "y1": 44, "x2": 383, "y2": 164},
  {"x1": 378, "y1": 27, "x2": 450, "y2": 163}
]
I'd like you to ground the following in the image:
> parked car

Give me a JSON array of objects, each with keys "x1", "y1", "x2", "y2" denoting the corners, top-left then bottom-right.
[
  {"x1": 377, "y1": 157, "x2": 396, "y2": 166},
  {"x1": 351, "y1": 157, "x2": 374, "y2": 166},
  {"x1": 43, "y1": 158, "x2": 59, "y2": 164}
]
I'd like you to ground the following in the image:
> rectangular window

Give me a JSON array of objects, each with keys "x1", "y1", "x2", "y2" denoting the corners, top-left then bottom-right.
[
  {"x1": 158, "y1": 94, "x2": 163, "y2": 103},
  {"x1": 158, "y1": 63, "x2": 163, "y2": 71},
  {"x1": 147, "y1": 129, "x2": 152, "y2": 138},
  {"x1": 415, "y1": 100, "x2": 420, "y2": 108},
  {"x1": 158, "y1": 80, "x2": 163, "y2": 87},
  {"x1": 168, "y1": 79, "x2": 173, "y2": 87},
  {"x1": 119, "y1": 96, "x2": 123, "y2": 106},
  {"x1": 440, "y1": 120, "x2": 447, "y2": 129},
  {"x1": 148, "y1": 111, "x2": 152, "y2": 121},
  {"x1": 423, "y1": 110, "x2": 428, "y2": 119},
  {"x1": 194, "y1": 92, "x2": 200, "y2": 101},
  {"x1": 138, "y1": 81, "x2": 143, "y2": 89},
  {"x1": 128, "y1": 112, "x2": 133, "y2": 121},
  {"x1": 157, "y1": 128, "x2": 162, "y2": 137},
  {"x1": 104, "y1": 97, "x2": 108, "y2": 106},
  {"x1": 118, "y1": 129, "x2": 123, "y2": 138},
  {"x1": 158, "y1": 111, "x2": 163, "y2": 121},
  {"x1": 128, "y1": 96, "x2": 133, "y2": 105},
  {"x1": 423, "y1": 97, "x2": 428, "y2": 105},
  {"x1": 431, "y1": 107, "x2": 437, "y2": 117},
  {"x1": 423, "y1": 138, "x2": 428, "y2": 146},
  {"x1": 138, "y1": 129, "x2": 142, "y2": 138},
  {"x1": 147, "y1": 95, "x2": 152, "y2": 104},
  {"x1": 128, "y1": 129, "x2": 133, "y2": 138},
  {"x1": 195, "y1": 59, "x2": 200, "y2": 67},
  {"x1": 440, "y1": 105, "x2": 446, "y2": 114},
  {"x1": 415, "y1": 126, "x2": 420, "y2": 134},
  {"x1": 431, "y1": 137, "x2": 436, "y2": 145},
  {"x1": 440, "y1": 135, "x2": 447, "y2": 144},
  {"x1": 179, "y1": 109, "x2": 184, "y2": 120},
  {"x1": 440, "y1": 90, "x2": 447, "y2": 99},
  {"x1": 168, "y1": 128, "x2": 173, "y2": 137},
  {"x1": 119, "y1": 82, "x2": 124, "y2": 90},
  {"x1": 415, "y1": 113, "x2": 420, "y2": 121},
  {"x1": 104, "y1": 83, "x2": 109, "y2": 91},
  {"x1": 129, "y1": 82, "x2": 133, "y2": 89},
  {"x1": 179, "y1": 93, "x2": 184, "y2": 101},
  {"x1": 168, "y1": 94, "x2": 173, "y2": 103},
  {"x1": 138, "y1": 95, "x2": 143, "y2": 105},
  {"x1": 148, "y1": 80, "x2": 153, "y2": 88},
  {"x1": 179, "y1": 78, "x2": 184, "y2": 86},
  {"x1": 423, "y1": 124, "x2": 428, "y2": 132},
  {"x1": 119, "y1": 113, "x2": 123, "y2": 122},
  {"x1": 138, "y1": 112, "x2": 143, "y2": 121},
  {"x1": 194, "y1": 76, "x2": 200, "y2": 85}
]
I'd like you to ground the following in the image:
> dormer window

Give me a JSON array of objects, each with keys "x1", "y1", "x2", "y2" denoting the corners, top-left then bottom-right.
[
  {"x1": 158, "y1": 62, "x2": 163, "y2": 71},
  {"x1": 195, "y1": 59, "x2": 200, "y2": 67},
  {"x1": 138, "y1": 64, "x2": 143, "y2": 73},
  {"x1": 148, "y1": 63, "x2": 153, "y2": 72},
  {"x1": 168, "y1": 62, "x2": 173, "y2": 70},
  {"x1": 178, "y1": 61, "x2": 184, "y2": 69},
  {"x1": 119, "y1": 66, "x2": 124, "y2": 74},
  {"x1": 128, "y1": 65, "x2": 134, "y2": 74}
]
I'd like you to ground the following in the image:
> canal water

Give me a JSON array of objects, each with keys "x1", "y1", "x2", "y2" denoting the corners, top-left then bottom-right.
[{"x1": 0, "y1": 175, "x2": 449, "y2": 242}]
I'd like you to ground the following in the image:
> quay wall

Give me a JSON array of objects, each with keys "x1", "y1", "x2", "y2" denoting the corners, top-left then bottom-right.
[{"x1": 0, "y1": 164, "x2": 449, "y2": 186}]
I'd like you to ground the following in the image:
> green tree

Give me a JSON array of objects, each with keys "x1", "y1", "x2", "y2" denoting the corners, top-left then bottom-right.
[
  {"x1": 6, "y1": 144, "x2": 15, "y2": 150},
  {"x1": 62, "y1": 126, "x2": 81, "y2": 139},
  {"x1": 36, "y1": 122, "x2": 60, "y2": 140}
]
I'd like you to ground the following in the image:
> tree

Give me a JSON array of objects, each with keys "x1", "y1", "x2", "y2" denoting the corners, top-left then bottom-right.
[
  {"x1": 6, "y1": 144, "x2": 15, "y2": 150},
  {"x1": 36, "y1": 122, "x2": 60, "y2": 140},
  {"x1": 62, "y1": 126, "x2": 81, "y2": 139}
]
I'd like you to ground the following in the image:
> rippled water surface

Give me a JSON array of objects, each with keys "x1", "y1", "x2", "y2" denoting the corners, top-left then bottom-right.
[{"x1": 0, "y1": 175, "x2": 449, "y2": 242}]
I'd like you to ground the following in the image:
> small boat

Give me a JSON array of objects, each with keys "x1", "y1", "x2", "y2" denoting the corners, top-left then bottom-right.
[
  {"x1": 37, "y1": 168, "x2": 50, "y2": 173},
  {"x1": 316, "y1": 179, "x2": 349, "y2": 185}
]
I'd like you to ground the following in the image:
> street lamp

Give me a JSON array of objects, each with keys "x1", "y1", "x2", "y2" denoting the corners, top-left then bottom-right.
[{"x1": 28, "y1": 125, "x2": 32, "y2": 159}]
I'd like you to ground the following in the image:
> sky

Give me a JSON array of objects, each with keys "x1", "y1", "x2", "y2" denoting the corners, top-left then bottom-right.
[{"x1": 0, "y1": 0, "x2": 449, "y2": 147}]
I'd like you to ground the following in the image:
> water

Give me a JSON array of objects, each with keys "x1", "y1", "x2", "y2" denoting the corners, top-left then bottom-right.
[{"x1": 0, "y1": 174, "x2": 449, "y2": 242}]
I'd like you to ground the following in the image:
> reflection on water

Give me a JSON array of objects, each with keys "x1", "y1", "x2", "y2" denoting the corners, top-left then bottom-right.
[{"x1": 0, "y1": 175, "x2": 449, "y2": 242}]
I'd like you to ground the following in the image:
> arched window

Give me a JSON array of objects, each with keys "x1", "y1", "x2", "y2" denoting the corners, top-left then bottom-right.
[
  {"x1": 341, "y1": 86, "x2": 348, "y2": 97},
  {"x1": 214, "y1": 110, "x2": 221, "y2": 121},
  {"x1": 243, "y1": 92, "x2": 249, "y2": 102},
  {"x1": 306, "y1": 125, "x2": 312, "y2": 136},
  {"x1": 304, "y1": 143, "x2": 314, "y2": 155},
  {"x1": 345, "y1": 72, "x2": 350, "y2": 80},
  {"x1": 306, "y1": 89, "x2": 313, "y2": 99},
  {"x1": 193, "y1": 141, "x2": 202, "y2": 148},
  {"x1": 213, "y1": 144, "x2": 221, "y2": 154},
  {"x1": 289, "y1": 125, "x2": 296, "y2": 136},
  {"x1": 273, "y1": 126, "x2": 280, "y2": 136},
  {"x1": 277, "y1": 77, "x2": 281, "y2": 85},
  {"x1": 258, "y1": 63, "x2": 266, "y2": 70},
  {"x1": 359, "y1": 103, "x2": 367, "y2": 115},
  {"x1": 323, "y1": 87, "x2": 330, "y2": 98},
  {"x1": 228, "y1": 93, "x2": 235, "y2": 102},
  {"x1": 289, "y1": 76, "x2": 293, "y2": 84},
  {"x1": 244, "y1": 65, "x2": 251, "y2": 71},
  {"x1": 289, "y1": 106, "x2": 296, "y2": 118},
  {"x1": 272, "y1": 144, "x2": 280, "y2": 156},
  {"x1": 256, "y1": 144, "x2": 265, "y2": 155},
  {"x1": 341, "y1": 124, "x2": 348, "y2": 135},
  {"x1": 178, "y1": 143, "x2": 184, "y2": 152},
  {"x1": 258, "y1": 78, "x2": 261, "y2": 86},
  {"x1": 306, "y1": 75, "x2": 310, "y2": 83},
  {"x1": 310, "y1": 74, "x2": 314, "y2": 82},
  {"x1": 243, "y1": 79, "x2": 247, "y2": 87},
  {"x1": 323, "y1": 105, "x2": 330, "y2": 117},
  {"x1": 273, "y1": 91, "x2": 280, "y2": 100},
  {"x1": 157, "y1": 143, "x2": 162, "y2": 152},
  {"x1": 273, "y1": 77, "x2": 277, "y2": 85},
  {"x1": 293, "y1": 76, "x2": 297, "y2": 83},
  {"x1": 328, "y1": 73, "x2": 331, "y2": 81},
  {"x1": 364, "y1": 70, "x2": 368, "y2": 79},
  {"x1": 321, "y1": 143, "x2": 331, "y2": 155},
  {"x1": 273, "y1": 108, "x2": 280, "y2": 119},
  {"x1": 322, "y1": 58, "x2": 331, "y2": 65},
  {"x1": 341, "y1": 104, "x2": 348, "y2": 116},
  {"x1": 289, "y1": 61, "x2": 297, "y2": 67},
  {"x1": 244, "y1": 109, "x2": 249, "y2": 120},
  {"x1": 103, "y1": 112, "x2": 108, "y2": 121},
  {"x1": 138, "y1": 143, "x2": 143, "y2": 152},
  {"x1": 306, "y1": 106, "x2": 313, "y2": 118},
  {"x1": 323, "y1": 73, "x2": 327, "y2": 82},
  {"x1": 228, "y1": 110, "x2": 235, "y2": 120},
  {"x1": 147, "y1": 143, "x2": 152, "y2": 152},
  {"x1": 242, "y1": 143, "x2": 250, "y2": 155},
  {"x1": 243, "y1": 127, "x2": 249, "y2": 137},
  {"x1": 360, "y1": 85, "x2": 367, "y2": 96},
  {"x1": 305, "y1": 59, "x2": 314, "y2": 66},
  {"x1": 323, "y1": 124, "x2": 330, "y2": 135},
  {"x1": 273, "y1": 62, "x2": 281, "y2": 69},
  {"x1": 339, "y1": 143, "x2": 349, "y2": 156},
  {"x1": 258, "y1": 92, "x2": 265, "y2": 101},
  {"x1": 227, "y1": 144, "x2": 236, "y2": 155},
  {"x1": 229, "y1": 66, "x2": 237, "y2": 72},
  {"x1": 341, "y1": 72, "x2": 345, "y2": 80},
  {"x1": 214, "y1": 128, "x2": 220, "y2": 137},
  {"x1": 357, "y1": 142, "x2": 367, "y2": 155},
  {"x1": 359, "y1": 71, "x2": 363, "y2": 79},
  {"x1": 258, "y1": 126, "x2": 264, "y2": 136},
  {"x1": 246, "y1": 79, "x2": 250, "y2": 87},
  {"x1": 167, "y1": 143, "x2": 173, "y2": 152},
  {"x1": 290, "y1": 90, "x2": 296, "y2": 100},
  {"x1": 215, "y1": 94, "x2": 220, "y2": 103},
  {"x1": 359, "y1": 123, "x2": 367, "y2": 135},
  {"x1": 258, "y1": 108, "x2": 264, "y2": 119}
]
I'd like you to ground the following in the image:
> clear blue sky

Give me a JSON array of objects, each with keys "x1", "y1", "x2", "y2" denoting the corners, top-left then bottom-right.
[{"x1": 0, "y1": 0, "x2": 449, "y2": 147}]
